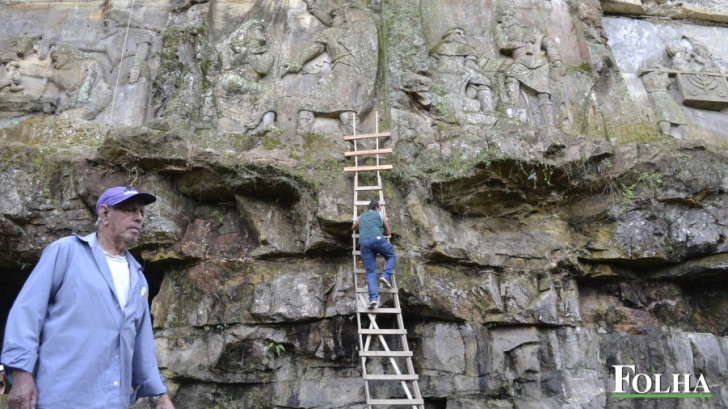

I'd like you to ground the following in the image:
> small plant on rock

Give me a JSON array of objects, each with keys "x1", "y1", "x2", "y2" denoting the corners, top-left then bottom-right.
[{"x1": 267, "y1": 342, "x2": 285, "y2": 356}]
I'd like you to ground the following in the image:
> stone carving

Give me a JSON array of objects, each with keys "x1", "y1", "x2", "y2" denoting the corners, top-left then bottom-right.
[
  {"x1": 0, "y1": 57, "x2": 23, "y2": 93},
  {"x1": 215, "y1": 20, "x2": 276, "y2": 134},
  {"x1": 0, "y1": 33, "x2": 54, "y2": 63},
  {"x1": 15, "y1": 44, "x2": 112, "y2": 120},
  {"x1": 429, "y1": 27, "x2": 494, "y2": 119},
  {"x1": 577, "y1": 1, "x2": 619, "y2": 80},
  {"x1": 495, "y1": 9, "x2": 566, "y2": 127},
  {"x1": 71, "y1": 10, "x2": 155, "y2": 126},
  {"x1": 149, "y1": 2, "x2": 210, "y2": 129},
  {"x1": 0, "y1": 35, "x2": 59, "y2": 118},
  {"x1": 284, "y1": 2, "x2": 378, "y2": 134},
  {"x1": 666, "y1": 36, "x2": 728, "y2": 110},
  {"x1": 639, "y1": 68, "x2": 686, "y2": 137}
]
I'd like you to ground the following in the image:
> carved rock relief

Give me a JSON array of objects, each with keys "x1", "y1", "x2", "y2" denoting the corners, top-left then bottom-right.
[
  {"x1": 213, "y1": 20, "x2": 277, "y2": 135},
  {"x1": 494, "y1": 8, "x2": 567, "y2": 129},
  {"x1": 282, "y1": 1, "x2": 380, "y2": 135},
  {"x1": 603, "y1": 0, "x2": 728, "y2": 24},
  {"x1": 414, "y1": 4, "x2": 574, "y2": 131},
  {"x1": 428, "y1": 27, "x2": 497, "y2": 126},
  {"x1": 638, "y1": 35, "x2": 728, "y2": 137},
  {"x1": 0, "y1": 8, "x2": 162, "y2": 126}
]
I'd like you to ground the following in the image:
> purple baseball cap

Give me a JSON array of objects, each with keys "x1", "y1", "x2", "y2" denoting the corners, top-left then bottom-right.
[{"x1": 96, "y1": 186, "x2": 157, "y2": 214}]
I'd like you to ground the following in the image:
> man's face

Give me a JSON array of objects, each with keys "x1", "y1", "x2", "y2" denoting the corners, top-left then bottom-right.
[
  {"x1": 103, "y1": 198, "x2": 146, "y2": 246},
  {"x1": 449, "y1": 29, "x2": 466, "y2": 44},
  {"x1": 501, "y1": 13, "x2": 516, "y2": 26}
]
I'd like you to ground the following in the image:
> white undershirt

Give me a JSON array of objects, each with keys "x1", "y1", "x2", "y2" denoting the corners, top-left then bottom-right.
[{"x1": 105, "y1": 252, "x2": 130, "y2": 308}]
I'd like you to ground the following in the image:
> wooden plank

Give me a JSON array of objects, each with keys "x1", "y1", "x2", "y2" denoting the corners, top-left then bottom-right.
[
  {"x1": 344, "y1": 165, "x2": 393, "y2": 172},
  {"x1": 344, "y1": 132, "x2": 391, "y2": 141},
  {"x1": 345, "y1": 148, "x2": 393, "y2": 157},
  {"x1": 357, "y1": 307, "x2": 401, "y2": 314},
  {"x1": 355, "y1": 288, "x2": 398, "y2": 293},
  {"x1": 355, "y1": 185, "x2": 383, "y2": 191},
  {"x1": 363, "y1": 374, "x2": 418, "y2": 381},
  {"x1": 359, "y1": 351, "x2": 413, "y2": 357},
  {"x1": 359, "y1": 329, "x2": 407, "y2": 335},
  {"x1": 368, "y1": 399, "x2": 424, "y2": 405}
]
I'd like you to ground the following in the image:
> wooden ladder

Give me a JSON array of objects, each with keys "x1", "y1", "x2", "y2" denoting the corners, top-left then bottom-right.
[{"x1": 344, "y1": 119, "x2": 424, "y2": 409}]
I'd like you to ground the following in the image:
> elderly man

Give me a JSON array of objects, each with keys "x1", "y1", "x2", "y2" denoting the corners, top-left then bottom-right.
[
  {"x1": 1, "y1": 187, "x2": 174, "y2": 409},
  {"x1": 352, "y1": 200, "x2": 394, "y2": 309}
]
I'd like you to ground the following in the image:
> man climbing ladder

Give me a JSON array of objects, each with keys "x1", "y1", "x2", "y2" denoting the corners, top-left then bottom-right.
[
  {"x1": 352, "y1": 200, "x2": 395, "y2": 309},
  {"x1": 343, "y1": 121, "x2": 424, "y2": 408}
]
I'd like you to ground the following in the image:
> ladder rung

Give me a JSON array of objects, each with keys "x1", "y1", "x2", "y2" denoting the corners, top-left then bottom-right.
[
  {"x1": 368, "y1": 399, "x2": 424, "y2": 405},
  {"x1": 344, "y1": 132, "x2": 391, "y2": 141},
  {"x1": 355, "y1": 287, "x2": 398, "y2": 293},
  {"x1": 353, "y1": 250, "x2": 361, "y2": 255},
  {"x1": 357, "y1": 307, "x2": 401, "y2": 313},
  {"x1": 363, "y1": 374, "x2": 419, "y2": 381},
  {"x1": 355, "y1": 201, "x2": 385, "y2": 206},
  {"x1": 359, "y1": 329, "x2": 407, "y2": 335},
  {"x1": 355, "y1": 185, "x2": 383, "y2": 191},
  {"x1": 345, "y1": 148, "x2": 393, "y2": 157},
  {"x1": 359, "y1": 351, "x2": 413, "y2": 357},
  {"x1": 344, "y1": 165, "x2": 393, "y2": 172}
]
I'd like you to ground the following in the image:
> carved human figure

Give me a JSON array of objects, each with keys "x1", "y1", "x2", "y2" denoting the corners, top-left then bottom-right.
[
  {"x1": 667, "y1": 37, "x2": 726, "y2": 74},
  {"x1": 640, "y1": 69, "x2": 685, "y2": 137},
  {"x1": 74, "y1": 10, "x2": 154, "y2": 84},
  {"x1": 215, "y1": 20, "x2": 276, "y2": 134},
  {"x1": 495, "y1": 9, "x2": 566, "y2": 127},
  {"x1": 149, "y1": 3, "x2": 208, "y2": 128},
  {"x1": 69, "y1": 10, "x2": 155, "y2": 125},
  {"x1": 16, "y1": 44, "x2": 112, "y2": 120},
  {"x1": 284, "y1": 2, "x2": 378, "y2": 134},
  {"x1": 0, "y1": 53, "x2": 23, "y2": 92},
  {"x1": 429, "y1": 27, "x2": 493, "y2": 112}
]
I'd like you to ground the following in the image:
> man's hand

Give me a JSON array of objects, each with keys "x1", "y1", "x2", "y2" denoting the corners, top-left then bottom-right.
[
  {"x1": 7, "y1": 370, "x2": 37, "y2": 409},
  {"x1": 155, "y1": 393, "x2": 175, "y2": 409}
]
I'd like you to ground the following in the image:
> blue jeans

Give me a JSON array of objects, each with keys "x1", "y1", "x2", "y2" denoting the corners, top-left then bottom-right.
[{"x1": 360, "y1": 236, "x2": 396, "y2": 302}]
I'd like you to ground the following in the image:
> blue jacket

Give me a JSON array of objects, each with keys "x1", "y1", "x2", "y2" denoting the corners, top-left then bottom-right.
[{"x1": 1, "y1": 233, "x2": 166, "y2": 409}]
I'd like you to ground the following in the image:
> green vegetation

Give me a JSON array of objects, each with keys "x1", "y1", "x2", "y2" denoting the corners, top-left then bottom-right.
[{"x1": 267, "y1": 342, "x2": 286, "y2": 356}]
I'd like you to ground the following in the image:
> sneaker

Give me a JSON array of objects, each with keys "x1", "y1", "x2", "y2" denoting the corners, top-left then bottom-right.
[
  {"x1": 379, "y1": 277, "x2": 392, "y2": 289},
  {"x1": 368, "y1": 300, "x2": 378, "y2": 309}
]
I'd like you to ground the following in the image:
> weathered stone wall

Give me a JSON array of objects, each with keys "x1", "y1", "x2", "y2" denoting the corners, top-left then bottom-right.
[{"x1": 1, "y1": 0, "x2": 728, "y2": 408}]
